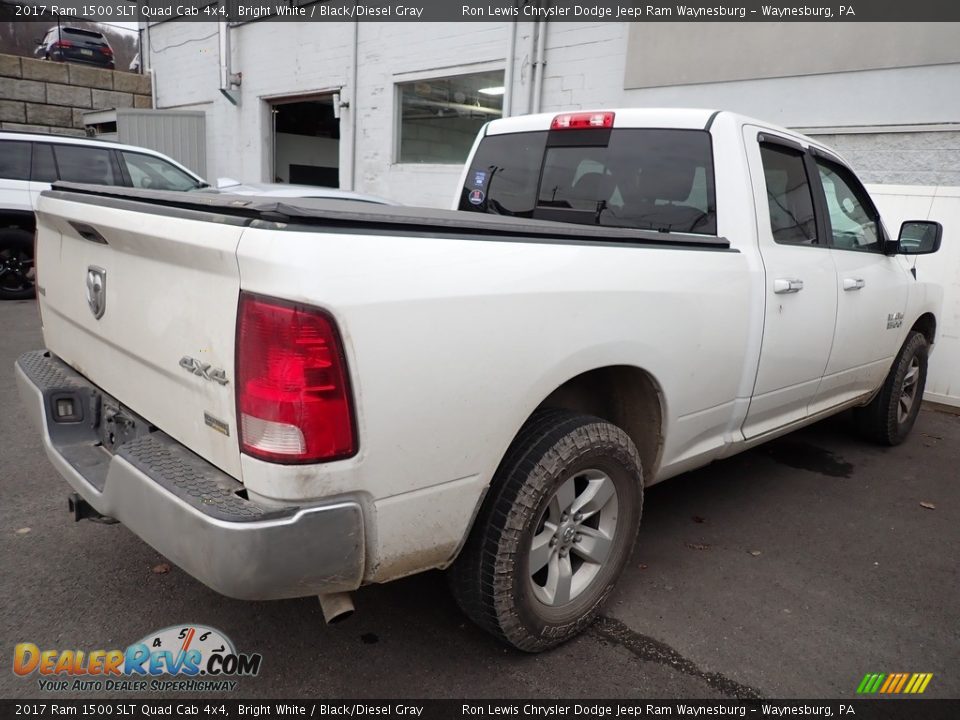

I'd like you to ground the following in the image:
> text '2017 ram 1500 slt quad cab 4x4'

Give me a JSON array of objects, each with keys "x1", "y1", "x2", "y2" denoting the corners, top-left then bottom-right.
[{"x1": 17, "y1": 109, "x2": 944, "y2": 652}]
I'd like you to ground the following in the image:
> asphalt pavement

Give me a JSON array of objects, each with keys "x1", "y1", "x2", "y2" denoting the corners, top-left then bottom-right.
[{"x1": 1, "y1": 298, "x2": 957, "y2": 700}]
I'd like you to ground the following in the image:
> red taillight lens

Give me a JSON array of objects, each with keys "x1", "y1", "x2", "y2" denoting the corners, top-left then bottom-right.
[
  {"x1": 551, "y1": 112, "x2": 615, "y2": 130},
  {"x1": 101, "y1": 46, "x2": 113, "y2": 57},
  {"x1": 236, "y1": 292, "x2": 356, "y2": 464},
  {"x1": 53, "y1": 40, "x2": 74, "y2": 49}
]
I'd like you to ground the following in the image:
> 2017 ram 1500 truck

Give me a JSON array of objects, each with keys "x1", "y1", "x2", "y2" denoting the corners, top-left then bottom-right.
[{"x1": 16, "y1": 109, "x2": 944, "y2": 651}]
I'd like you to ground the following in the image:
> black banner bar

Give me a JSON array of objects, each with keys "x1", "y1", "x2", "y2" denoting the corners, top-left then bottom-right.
[
  {"x1": 3, "y1": 700, "x2": 960, "y2": 720},
  {"x1": 4, "y1": 0, "x2": 960, "y2": 23}
]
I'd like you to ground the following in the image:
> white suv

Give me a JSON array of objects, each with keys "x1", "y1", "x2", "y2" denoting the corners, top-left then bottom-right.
[{"x1": 0, "y1": 132, "x2": 207, "y2": 300}]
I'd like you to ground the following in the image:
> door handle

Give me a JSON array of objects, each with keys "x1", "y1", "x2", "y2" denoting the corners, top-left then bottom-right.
[
  {"x1": 843, "y1": 277, "x2": 866, "y2": 291},
  {"x1": 773, "y1": 278, "x2": 804, "y2": 294}
]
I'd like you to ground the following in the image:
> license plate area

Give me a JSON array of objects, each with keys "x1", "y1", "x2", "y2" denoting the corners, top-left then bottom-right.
[
  {"x1": 98, "y1": 396, "x2": 154, "y2": 454},
  {"x1": 81, "y1": 49, "x2": 93, "y2": 56}
]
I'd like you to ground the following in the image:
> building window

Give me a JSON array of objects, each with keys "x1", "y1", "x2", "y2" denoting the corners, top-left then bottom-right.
[{"x1": 397, "y1": 70, "x2": 504, "y2": 164}]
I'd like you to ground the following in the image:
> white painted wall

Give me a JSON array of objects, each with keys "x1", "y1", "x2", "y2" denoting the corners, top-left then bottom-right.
[
  {"x1": 144, "y1": 21, "x2": 959, "y2": 207},
  {"x1": 869, "y1": 184, "x2": 960, "y2": 407}
]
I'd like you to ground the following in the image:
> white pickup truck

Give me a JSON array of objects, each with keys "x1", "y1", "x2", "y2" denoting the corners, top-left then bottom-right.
[{"x1": 16, "y1": 109, "x2": 943, "y2": 652}]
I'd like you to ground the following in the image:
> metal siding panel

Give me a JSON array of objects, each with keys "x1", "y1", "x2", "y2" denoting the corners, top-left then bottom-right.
[{"x1": 117, "y1": 110, "x2": 206, "y2": 177}]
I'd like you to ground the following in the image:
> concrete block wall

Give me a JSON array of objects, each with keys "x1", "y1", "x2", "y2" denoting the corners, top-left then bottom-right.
[
  {"x1": 808, "y1": 131, "x2": 960, "y2": 187},
  {"x1": 0, "y1": 53, "x2": 152, "y2": 136}
]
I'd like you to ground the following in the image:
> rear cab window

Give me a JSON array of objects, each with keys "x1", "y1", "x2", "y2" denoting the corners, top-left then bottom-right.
[{"x1": 459, "y1": 126, "x2": 717, "y2": 235}]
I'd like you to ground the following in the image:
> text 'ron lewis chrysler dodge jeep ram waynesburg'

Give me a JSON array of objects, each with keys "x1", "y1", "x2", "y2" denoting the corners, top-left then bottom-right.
[{"x1": 17, "y1": 109, "x2": 943, "y2": 651}]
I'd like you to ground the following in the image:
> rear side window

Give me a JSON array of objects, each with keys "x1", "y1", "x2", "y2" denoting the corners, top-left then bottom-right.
[
  {"x1": 0, "y1": 140, "x2": 31, "y2": 181},
  {"x1": 53, "y1": 145, "x2": 119, "y2": 185},
  {"x1": 460, "y1": 128, "x2": 717, "y2": 235},
  {"x1": 759, "y1": 144, "x2": 818, "y2": 246},
  {"x1": 121, "y1": 152, "x2": 201, "y2": 191}
]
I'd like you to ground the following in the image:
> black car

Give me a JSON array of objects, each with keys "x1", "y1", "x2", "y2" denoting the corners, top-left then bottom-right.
[{"x1": 35, "y1": 27, "x2": 115, "y2": 70}]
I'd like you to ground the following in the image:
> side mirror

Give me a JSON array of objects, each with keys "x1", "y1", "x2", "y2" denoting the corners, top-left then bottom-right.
[{"x1": 897, "y1": 220, "x2": 942, "y2": 255}]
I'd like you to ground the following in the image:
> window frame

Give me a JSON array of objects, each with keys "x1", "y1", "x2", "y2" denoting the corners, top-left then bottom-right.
[
  {"x1": 394, "y1": 68, "x2": 505, "y2": 166},
  {"x1": 757, "y1": 135, "x2": 825, "y2": 249},
  {"x1": 50, "y1": 143, "x2": 125, "y2": 187}
]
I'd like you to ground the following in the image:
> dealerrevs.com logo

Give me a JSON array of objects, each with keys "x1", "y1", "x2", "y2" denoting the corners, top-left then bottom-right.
[{"x1": 13, "y1": 624, "x2": 262, "y2": 693}]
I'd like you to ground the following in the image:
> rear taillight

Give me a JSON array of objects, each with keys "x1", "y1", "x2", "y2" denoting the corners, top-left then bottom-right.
[
  {"x1": 53, "y1": 40, "x2": 73, "y2": 49},
  {"x1": 101, "y1": 46, "x2": 113, "y2": 57},
  {"x1": 236, "y1": 292, "x2": 356, "y2": 464},
  {"x1": 551, "y1": 112, "x2": 615, "y2": 130}
]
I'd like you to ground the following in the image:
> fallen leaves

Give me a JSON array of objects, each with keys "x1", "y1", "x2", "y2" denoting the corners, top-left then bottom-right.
[
  {"x1": 749, "y1": 550, "x2": 762, "y2": 557},
  {"x1": 151, "y1": 563, "x2": 171, "y2": 574},
  {"x1": 15, "y1": 527, "x2": 31, "y2": 535},
  {"x1": 919, "y1": 501, "x2": 936, "y2": 510},
  {"x1": 685, "y1": 542, "x2": 710, "y2": 551},
  {"x1": 691, "y1": 515, "x2": 706, "y2": 524}
]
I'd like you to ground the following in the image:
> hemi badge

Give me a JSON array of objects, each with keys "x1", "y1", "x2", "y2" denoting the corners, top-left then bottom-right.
[{"x1": 204, "y1": 412, "x2": 230, "y2": 437}]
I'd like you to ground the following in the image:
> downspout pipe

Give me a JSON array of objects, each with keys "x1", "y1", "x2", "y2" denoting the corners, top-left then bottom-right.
[
  {"x1": 526, "y1": 18, "x2": 537, "y2": 113},
  {"x1": 532, "y1": 18, "x2": 547, "y2": 115},
  {"x1": 218, "y1": 22, "x2": 240, "y2": 105},
  {"x1": 503, "y1": 20, "x2": 518, "y2": 117},
  {"x1": 218, "y1": 22, "x2": 230, "y2": 90},
  {"x1": 347, "y1": 19, "x2": 359, "y2": 190}
]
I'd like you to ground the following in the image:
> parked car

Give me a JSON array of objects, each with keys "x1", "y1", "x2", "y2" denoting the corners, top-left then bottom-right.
[
  {"x1": 35, "y1": 26, "x2": 115, "y2": 70},
  {"x1": 213, "y1": 178, "x2": 396, "y2": 205},
  {"x1": 16, "y1": 109, "x2": 943, "y2": 652},
  {"x1": 0, "y1": 132, "x2": 207, "y2": 300}
]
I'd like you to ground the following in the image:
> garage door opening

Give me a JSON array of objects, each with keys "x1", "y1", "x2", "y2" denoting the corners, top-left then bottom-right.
[{"x1": 270, "y1": 95, "x2": 340, "y2": 187}]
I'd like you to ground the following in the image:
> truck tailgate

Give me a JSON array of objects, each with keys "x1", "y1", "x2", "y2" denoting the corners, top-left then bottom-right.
[{"x1": 34, "y1": 192, "x2": 247, "y2": 479}]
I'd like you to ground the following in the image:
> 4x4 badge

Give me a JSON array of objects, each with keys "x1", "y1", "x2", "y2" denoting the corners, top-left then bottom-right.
[
  {"x1": 85, "y1": 266, "x2": 106, "y2": 319},
  {"x1": 179, "y1": 356, "x2": 229, "y2": 386}
]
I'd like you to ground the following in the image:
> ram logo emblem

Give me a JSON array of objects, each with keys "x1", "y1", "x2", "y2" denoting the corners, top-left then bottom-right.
[
  {"x1": 179, "y1": 356, "x2": 229, "y2": 386},
  {"x1": 886, "y1": 312, "x2": 904, "y2": 330}
]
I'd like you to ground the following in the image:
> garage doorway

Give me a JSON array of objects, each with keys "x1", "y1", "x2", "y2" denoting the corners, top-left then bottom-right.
[{"x1": 270, "y1": 95, "x2": 340, "y2": 187}]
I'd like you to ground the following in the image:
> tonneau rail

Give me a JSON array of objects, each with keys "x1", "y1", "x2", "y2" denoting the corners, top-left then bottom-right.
[{"x1": 44, "y1": 182, "x2": 731, "y2": 250}]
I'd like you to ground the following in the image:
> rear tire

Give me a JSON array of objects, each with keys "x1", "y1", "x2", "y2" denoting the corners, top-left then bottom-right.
[
  {"x1": 853, "y1": 331, "x2": 928, "y2": 446},
  {"x1": 0, "y1": 227, "x2": 36, "y2": 300},
  {"x1": 449, "y1": 409, "x2": 643, "y2": 652}
]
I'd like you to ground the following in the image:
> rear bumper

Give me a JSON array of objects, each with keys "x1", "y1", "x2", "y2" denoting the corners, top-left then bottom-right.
[
  {"x1": 15, "y1": 350, "x2": 365, "y2": 601},
  {"x1": 49, "y1": 50, "x2": 114, "y2": 68}
]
